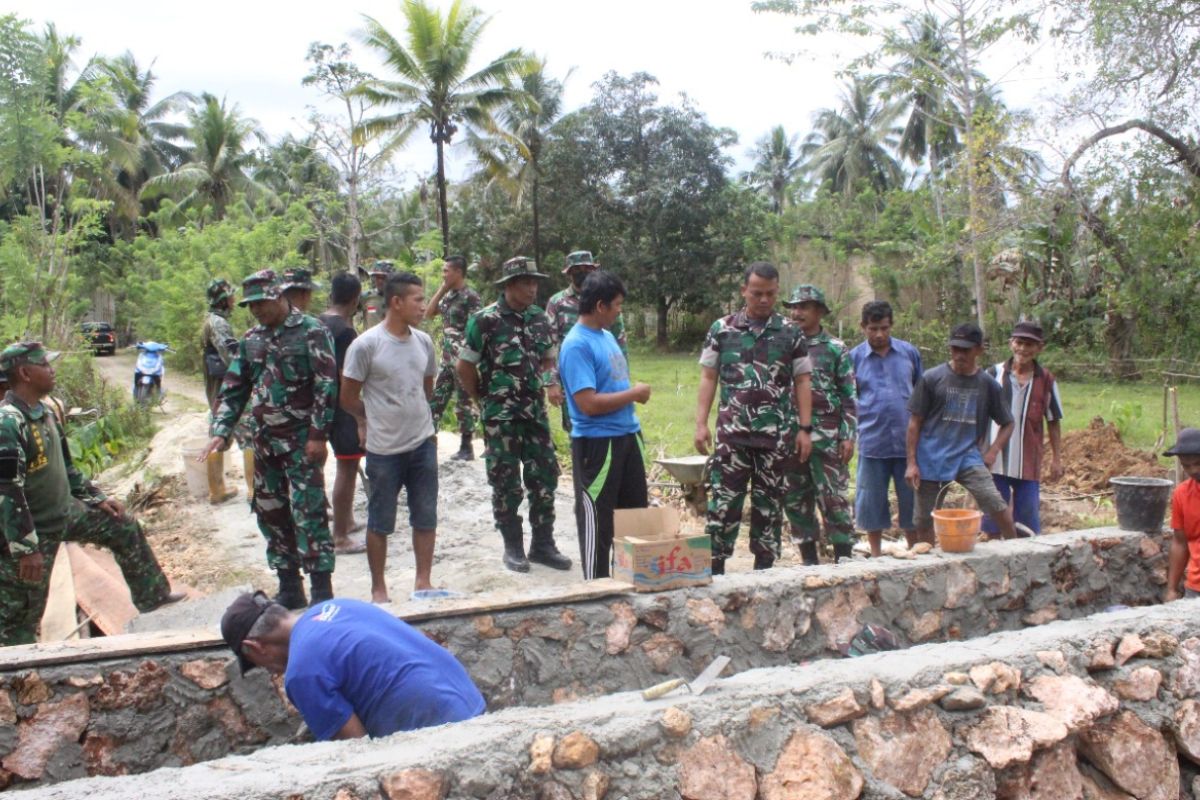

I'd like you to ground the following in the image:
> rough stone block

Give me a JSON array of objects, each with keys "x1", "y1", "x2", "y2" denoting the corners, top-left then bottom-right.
[
  {"x1": 552, "y1": 731, "x2": 599, "y2": 769},
  {"x1": 853, "y1": 707, "x2": 951, "y2": 796},
  {"x1": 1077, "y1": 710, "x2": 1178, "y2": 800},
  {"x1": 1, "y1": 692, "x2": 89, "y2": 780},
  {"x1": 677, "y1": 734, "x2": 756, "y2": 800},
  {"x1": 1022, "y1": 674, "x2": 1118, "y2": 732},
  {"x1": 963, "y1": 706, "x2": 1069, "y2": 769},
  {"x1": 805, "y1": 688, "x2": 865, "y2": 727},
  {"x1": 758, "y1": 727, "x2": 862, "y2": 800},
  {"x1": 379, "y1": 769, "x2": 446, "y2": 800}
]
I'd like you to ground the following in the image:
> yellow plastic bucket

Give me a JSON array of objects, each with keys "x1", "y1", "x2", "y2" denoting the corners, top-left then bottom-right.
[{"x1": 932, "y1": 508, "x2": 981, "y2": 553}]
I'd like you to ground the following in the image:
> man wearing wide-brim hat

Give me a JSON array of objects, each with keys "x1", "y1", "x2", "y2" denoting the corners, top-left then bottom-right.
[
  {"x1": 1164, "y1": 428, "x2": 1200, "y2": 602},
  {"x1": 279, "y1": 267, "x2": 321, "y2": 314},
  {"x1": 0, "y1": 342, "x2": 184, "y2": 644},
  {"x1": 200, "y1": 269, "x2": 341, "y2": 609},
  {"x1": 361, "y1": 260, "x2": 395, "y2": 329},
  {"x1": 457, "y1": 256, "x2": 573, "y2": 573},
  {"x1": 546, "y1": 250, "x2": 628, "y2": 434}
]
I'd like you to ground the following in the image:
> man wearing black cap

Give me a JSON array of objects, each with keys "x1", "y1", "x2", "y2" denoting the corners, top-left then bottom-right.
[
  {"x1": 905, "y1": 323, "x2": 1019, "y2": 545},
  {"x1": 1166, "y1": 428, "x2": 1200, "y2": 601},
  {"x1": 221, "y1": 592, "x2": 485, "y2": 740},
  {"x1": 982, "y1": 321, "x2": 1064, "y2": 536}
]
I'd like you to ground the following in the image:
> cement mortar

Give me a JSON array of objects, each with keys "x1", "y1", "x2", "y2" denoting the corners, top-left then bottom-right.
[
  {"x1": 0, "y1": 527, "x2": 1170, "y2": 790},
  {"x1": 18, "y1": 601, "x2": 1200, "y2": 800}
]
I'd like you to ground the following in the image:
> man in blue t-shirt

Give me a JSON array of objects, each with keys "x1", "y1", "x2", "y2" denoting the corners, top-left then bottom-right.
[
  {"x1": 905, "y1": 323, "x2": 1019, "y2": 546},
  {"x1": 558, "y1": 271, "x2": 652, "y2": 579},
  {"x1": 221, "y1": 592, "x2": 485, "y2": 741}
]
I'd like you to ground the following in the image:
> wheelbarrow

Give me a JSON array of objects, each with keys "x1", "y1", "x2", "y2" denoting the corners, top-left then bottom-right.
[{"x1": 655, "y1": 455, "x2": 711, "y2": 516}]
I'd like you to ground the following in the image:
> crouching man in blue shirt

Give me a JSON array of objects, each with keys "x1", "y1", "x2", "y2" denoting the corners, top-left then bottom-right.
[{"x1": 221, "y1": 592, "x2": 485, "y2": 741}]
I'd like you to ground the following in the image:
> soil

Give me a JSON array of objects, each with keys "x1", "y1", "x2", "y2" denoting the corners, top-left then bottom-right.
[{"x1": 1043, "y1": 416, "x2": 1168, "y2": 493}]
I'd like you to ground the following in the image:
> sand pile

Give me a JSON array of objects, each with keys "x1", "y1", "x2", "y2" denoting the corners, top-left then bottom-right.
[{"x1": 1045, "y1": 416, "x2": 1167, "y2": 493}]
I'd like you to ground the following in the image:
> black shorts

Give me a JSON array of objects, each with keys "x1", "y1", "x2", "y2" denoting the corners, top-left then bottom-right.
[{"x1": 330, "y1": 409, "x2": 365, "y2": 460}]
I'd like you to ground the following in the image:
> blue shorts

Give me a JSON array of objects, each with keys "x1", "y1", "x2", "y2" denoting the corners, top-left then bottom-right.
[
  {"x1": 981, "y1": 475, "x2": 1041, "y2": 534},
  {"x1": 365, "y1": 437, "x2": 438, "y2": 534},
  {"x1": 855, "y1": 456, "x2": 915, "y2": 531}
]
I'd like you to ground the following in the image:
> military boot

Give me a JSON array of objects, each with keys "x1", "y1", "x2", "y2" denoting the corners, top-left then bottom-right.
[
  {"x1": 206, "y1": 452, "x2": 237, "y2": 505},
  {"x1": 753, "y1": 551, "x2": 776, "y2": 570},
  {"x1": 710, "y1": 557, "x2": 726, "y2": 576},
  {"x1": 274, "y1": 568, "x2": 307, "y2": 609},
  {"x1": 799, "y1": 541, "x2": 820, "y2": 566},
  {"x1": 450, "y1": 432, "x2": 474, "y2": 462},
  {"x1": 242, "y1": 448, "x2": 255, "y2": 502},
  {"x1": 501, "y1": 527, "x2": 530, "y2": 573},
  {"x1": 528, "y1": 528, "x2": 572, "y2": 571},
  {"x1": 833, "y1": 542, "x2": 855, "y2": 563},
  {"x1": 309, "y1": 571, "x2": 333, "y2": 604}
]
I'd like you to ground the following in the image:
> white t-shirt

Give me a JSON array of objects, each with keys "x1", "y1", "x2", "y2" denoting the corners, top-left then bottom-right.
[{"x1": 342, "y1": 324, "x2": 438, "y2": 455}]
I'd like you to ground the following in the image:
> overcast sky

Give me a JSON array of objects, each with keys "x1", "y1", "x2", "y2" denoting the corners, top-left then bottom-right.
[{"x1": 8, "y1": 0, "x2": 1066, "y2": 183}]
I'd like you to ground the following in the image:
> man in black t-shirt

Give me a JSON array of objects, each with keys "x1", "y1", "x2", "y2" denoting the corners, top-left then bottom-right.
[{"x1": 319, "y1": 272, "x2": 366, "y2": 554}]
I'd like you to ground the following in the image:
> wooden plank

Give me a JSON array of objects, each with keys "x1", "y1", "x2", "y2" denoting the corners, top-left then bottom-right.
[
  {"x1": 67, "y1": 544, "x2": 139, "y2": 635},
  {"x1": 40, "y1": 543, "x2": 80, "y2": 642},
  {"x1": 0, "y1": 578, "x2": 635, "y2": 670}
]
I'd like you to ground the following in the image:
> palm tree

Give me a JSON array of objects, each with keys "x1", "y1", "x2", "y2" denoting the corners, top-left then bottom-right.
[
  {"x1": 354, "y1": 0, "x2": 534, "y2": 256},
  {"x1": 141, "y1": 93, "x2": 275, "y2": 222},
  {"x1": 94, "y1": 53, "x2": 191, "y2": 234},
  {"x1": 801, "y1": 76, "x2": 905, "y2": 197},
  {"x1": 469, "y1": 58, "x2": 566, "y2": 265},
  {"x1": 886, "y1": 14, "x2": 963, "y2": 176},
  {"x1": 746, "y1": 125, "x2": 803, "y2": 212}
]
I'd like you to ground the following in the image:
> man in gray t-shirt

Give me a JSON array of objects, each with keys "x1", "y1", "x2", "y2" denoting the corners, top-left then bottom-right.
[{"x1": 341, "y1": 272, "x2": 439, "y2": 602}]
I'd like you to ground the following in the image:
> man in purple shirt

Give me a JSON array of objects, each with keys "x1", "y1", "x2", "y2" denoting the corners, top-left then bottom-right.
[{"x1": 848, "y1": 301, "x2": 923, "y2": 557}]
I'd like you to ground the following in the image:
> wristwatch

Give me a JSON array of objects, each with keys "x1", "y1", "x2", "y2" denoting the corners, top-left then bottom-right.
[{"x1": 798, "y1": 424, "x2": 814, "y2": 433}]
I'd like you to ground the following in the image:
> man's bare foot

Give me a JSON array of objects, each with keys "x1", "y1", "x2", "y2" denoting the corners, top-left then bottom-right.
[
  {"x1": 349, "y1": 521, "x2": 366, "y2": 534},
  {"x1": 414, "y1": 579, "x2": 434, "y2": 592},
  {"x1": 335, "y1": 536, "x2": 367, "y2": 555},
  {"x1": 371, "y1": 587, "x2": 390, "y2": 604}
]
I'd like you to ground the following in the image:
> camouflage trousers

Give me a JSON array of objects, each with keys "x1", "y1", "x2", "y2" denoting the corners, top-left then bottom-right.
[
  {"x1": 0, "y1": 501, "x2": 171, "y2": 646},
  {"x1": 430, "y1": 360, "x2": 477, "y2": 436},
  {"x1": 252, "y1": 442, "x2": 333, "y2": 574},
  {"x1": 784, "y1": 445, "x2": 854, "y2": 546},
  {"x1": 705, "y1": 441, "x2": 786, "y2": 561},
  {"x1": 482, "y1": 417, "x2": 559, "y2": 536}
]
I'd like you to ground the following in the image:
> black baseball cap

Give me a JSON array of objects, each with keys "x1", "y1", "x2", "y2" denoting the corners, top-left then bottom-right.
[
  {"x1": 221, "y1": 591, "x2": 276, "y2": 674},
  {"x1": 1010, "y1": 321, "x2": 1045, "y2": 343},
  {"x1": 948, "y1": 322, "x2": 984, "y2": 348},
  {"x1": 1166, "y1": 428, "x2": 1200, "y2": 457}
]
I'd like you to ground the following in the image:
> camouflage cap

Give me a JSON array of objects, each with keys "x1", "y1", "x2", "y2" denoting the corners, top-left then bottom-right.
[
  {"x1": 563, "y1": 250, "x2": 597, "y2": 274},
  {"x1": 206, "y1": 278, "x2": 234, "y2": 308},
  {"x1": 0, "y1": 341, "x2": 61, "y2": 373},
  {"x1": 238, "y1": 269, "x2": 282, "y2": 306},
  {"x1": 783, "y1": 284, "x2": 829, "y2": 312},
  {"x1": 368, "y1": 260, "x2": 396, "y2": 277},
  {"x1": 495, "y1": 256, "x2": 548, "y2": 285},
  {"x1": 279, "y1": 267, "x2": 319, "y2": 292}
]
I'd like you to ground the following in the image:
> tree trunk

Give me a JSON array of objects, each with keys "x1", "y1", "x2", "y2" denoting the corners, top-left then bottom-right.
[
  {"x1": 656, "y1": 295, "x2": 669, "y2": 350},
  {"x1": 532, "y1": 171, "x2": 541, "y2": 268},
  {"x1": 435, "y1": 138, "x2": 450, "y2": 258},
  {"x1": 346, "y1": 173, "x2": 362, "y2": 270}
]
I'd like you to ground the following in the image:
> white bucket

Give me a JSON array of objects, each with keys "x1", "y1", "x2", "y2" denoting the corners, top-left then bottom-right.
[{"x1": 182, "y1": 439, "x2": 210, "y2": 500}]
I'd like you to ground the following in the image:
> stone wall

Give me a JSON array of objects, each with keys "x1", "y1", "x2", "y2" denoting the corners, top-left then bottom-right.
[
  {"x1": 24, "y1": 601, "x2": 1200, "y2": 800},
  {"x1": 0, "y1": 527, "x2": 1168, "y2": 790}
]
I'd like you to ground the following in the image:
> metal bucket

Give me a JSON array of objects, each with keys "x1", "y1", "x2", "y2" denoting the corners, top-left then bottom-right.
[{"x1": 1109, "y1": 476, "x2": 1173, "y2": 532}]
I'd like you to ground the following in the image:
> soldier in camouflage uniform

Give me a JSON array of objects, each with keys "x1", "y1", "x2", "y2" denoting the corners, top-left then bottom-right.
[
  {"x1": 781, "y1": 285, "x2": 858, "y2": 565},
  {"x1": 201, "y1": 279, "x2": 242, "y2": 505},
  {"x1": 457, "y1": 256, "x2": 572, "y2": 573},
  {"x1": 360, "y1": 260, "x2": 394, "y2": 329},
  {"x1": 546, "y1": 250, "x2": 628, "y2": 433},
  {"x1": 695, "y1": 262, "x2": 813, "y2": 574},
  {"x1": 425, "y1": 255, "x2": 482, "y2": 460},
  {"x1": 0, "y1": 342, "x2": 182, "y2": 645},
  {"x1": 279, "y1": 267, "x2": 320, "y2": 314},
  {"x1": 201, "y1": 270, "x2": 339, "y2": 609}
]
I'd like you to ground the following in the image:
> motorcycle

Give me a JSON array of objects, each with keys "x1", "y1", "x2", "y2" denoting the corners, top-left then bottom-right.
[{"x1": 133, "y1": 342, "x2": 170, "y2": 405}]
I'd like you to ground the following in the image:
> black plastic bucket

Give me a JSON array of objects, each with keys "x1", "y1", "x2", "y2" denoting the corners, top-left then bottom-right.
[{"x1": 1109, "y1": 476, "x2": 1173, "y2": 532}]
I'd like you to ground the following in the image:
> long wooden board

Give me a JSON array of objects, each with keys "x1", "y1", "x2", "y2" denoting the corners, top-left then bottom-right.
[{"x1": 0, "y1": 578, "x2": 634, "y2": 670}]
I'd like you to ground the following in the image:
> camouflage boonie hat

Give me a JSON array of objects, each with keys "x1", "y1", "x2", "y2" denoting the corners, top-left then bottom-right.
[
  {"x1": 206, "y1": 278, "x2": 234, "y2": 308},
  {"x1": 368, "y1": 260, "x2": 396, "y2": 277},
  {"x1": 279, "y1": 267, "x2": 319, "y2": 292},
  {"x1": 563, "y1": 250, "x2": 597, "y2": 274},
  {"x1": 495, "y1": 256, "x2": 548, "y2": 285},
  {"x1": 0, "y1": 341, "x2": 61, "y2": 373},
  {"x1": 238, "y1": 269, "x2": 281, "y2": 306},
  {"x1": 783, "y1": 284, "x2": 829, "y2": 312}
]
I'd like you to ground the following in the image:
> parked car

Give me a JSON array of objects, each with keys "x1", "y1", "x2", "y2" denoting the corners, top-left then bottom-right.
[{"x1": 81, "y1": 321, "x2": 116, "y2": 355}]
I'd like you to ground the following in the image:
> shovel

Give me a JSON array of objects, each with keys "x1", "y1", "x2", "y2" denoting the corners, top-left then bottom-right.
[{"x1": 641, "y1": 655, "x2": 731, "y2": 701}]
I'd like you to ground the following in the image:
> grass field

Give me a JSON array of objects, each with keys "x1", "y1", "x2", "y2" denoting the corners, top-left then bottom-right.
[{"x1": 622, "y1": 350, "x2": 1200, "y2": 462}]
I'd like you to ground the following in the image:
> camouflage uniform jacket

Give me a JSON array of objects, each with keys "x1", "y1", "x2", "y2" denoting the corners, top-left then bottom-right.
[
  {"x1": 211, "y1": 309, "x2": 338, "y2": 454},
  {"x1": 699, "y1": 311, "x2": 812, "y2": 450},
  {"x1": 545, "y1": 285, "x2": 626, "y2": 382},
  {"x1": 202, "y1": 309, "x2": 238, "y2": 367},
  {"x1": 794, "y1": 328, "x2": 857, "y2": 450},
  {"x1": 437, "y1": 286, "x2": 483, "y2": 361},
  {"x1": 0, "y1": 392, "x2": 105, "y2": 557},
  {"x1": 460, "y1": 297, "x2": 556, "y2": 423}
]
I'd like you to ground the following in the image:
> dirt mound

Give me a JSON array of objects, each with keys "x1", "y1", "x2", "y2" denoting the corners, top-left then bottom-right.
[{"x1": 1046, "y1": 416, "x2": 1168, "y2": 493}]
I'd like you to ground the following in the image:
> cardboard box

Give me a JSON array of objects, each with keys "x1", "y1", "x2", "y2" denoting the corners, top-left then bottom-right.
[{"x1": 612, "y1": 506, "x2": 712, "y2": 592}]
